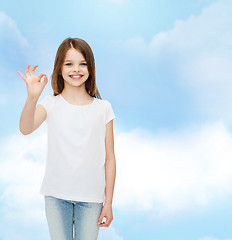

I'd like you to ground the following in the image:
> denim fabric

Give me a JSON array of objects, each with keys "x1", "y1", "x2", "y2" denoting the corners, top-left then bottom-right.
[{"x1": 44, "y1": 195, "x2": 103, "y2": 240}]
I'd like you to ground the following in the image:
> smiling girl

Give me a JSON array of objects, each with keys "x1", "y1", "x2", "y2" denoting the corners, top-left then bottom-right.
[{"x1": 18, "y1": 37, "x2": 116, "y2": 240}]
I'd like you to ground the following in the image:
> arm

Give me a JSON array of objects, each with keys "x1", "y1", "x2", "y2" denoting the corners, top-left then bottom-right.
[
  {"x1": 98, "y1": 119, "x2": 116, "y2": 227},
  {"x1": 104, "y1": 130, "x2": 116, "y2": 206},
  {"x1": 18, "y1": 64, "x2": 48, "y2": 135},
  {"x1": 19, "y1": 97, "x2": 47, "y2": 135},
  {"x1": 19, "y1": 97, "x2": 38, "y2": 135}
]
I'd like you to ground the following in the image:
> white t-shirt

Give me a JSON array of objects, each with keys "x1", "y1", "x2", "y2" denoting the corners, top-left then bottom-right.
[{"x1": 38, "y1": 94, "x2": 116, "y2": 203}]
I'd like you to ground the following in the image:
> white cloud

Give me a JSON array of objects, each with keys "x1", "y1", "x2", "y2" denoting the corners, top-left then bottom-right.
[
  {"x1": 1, "y1": 121, "x2": 232, "y2": 237},
  {"x1": 112, "y1": 0, "x2": 232, "y2": 122},
  {"x1": 113, "y1": 121, "x2": 232, "y2": 216},
  {"x1": 0, "y1": 11, "x2": 29, "y2": 48},
  {"x1": 0, "y1": 11, "x2": 54, "y2": 107},
  {"x1": 0, "y1": 127, "x2": 124, "y2": 240},
  {"x1": 0, "y1": 11, "x2": 32, "y2": 107},
  {"x1": 0, "y1": 130, "x2": 49, "y2": 240},
  {"x1": 0, "y1": 11, "x2": 31, "y2": 68},
  {"x1": 99, "y1": 226, "x2": 124, "y2": 240}
]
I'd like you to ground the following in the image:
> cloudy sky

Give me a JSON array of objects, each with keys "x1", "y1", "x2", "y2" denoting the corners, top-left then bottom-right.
[{"x1": 1, "y1": 0, "x2": 232, "y2": 239}]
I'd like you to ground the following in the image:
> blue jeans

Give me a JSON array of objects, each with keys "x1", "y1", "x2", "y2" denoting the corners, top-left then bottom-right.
[{"x1": 44, "y1": 195, "x2": 103, "y2": 240}]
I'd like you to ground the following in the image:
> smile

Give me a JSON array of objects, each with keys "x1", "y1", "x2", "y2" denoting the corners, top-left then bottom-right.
[{"x1": 69, "y1": 75, "x2": 83, "y2": 79}]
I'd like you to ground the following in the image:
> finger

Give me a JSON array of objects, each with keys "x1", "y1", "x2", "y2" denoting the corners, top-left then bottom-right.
[
  {"x1": 99, "y1": 220, "x2": 110, "y2": 227},
  {"x1": 17, "y1": 71, "x2": 26, "y2": 82},
  {"x1": 31, "y1": 65, "x2": 39, "y2": 75},
  {"x1": 98, "y1": 216, "x2": 107, "y2": 225},
  {"x1": 103, "y1": 217, "x2": 109, "y2": 225},
  {"x1": 38, "y1": 73, "x2": 47, "y2": 80},
  {"x1": 25, "y1": 64, "x2": 30, "y2": 77},
  {"x1": 98, "y1": 216, "x2": 103, "y2": 225},
  {"x1": 42, "y1": 75, "x2": 48, "y2": 86}
]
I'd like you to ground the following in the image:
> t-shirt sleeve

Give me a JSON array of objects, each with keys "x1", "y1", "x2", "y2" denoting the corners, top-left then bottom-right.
[
  {"x1": 105, "y1": 101, "x2": 116, "y2": 125},
  {"x1": 38, "y1": 95, "x2": 52, "y2": 122}
]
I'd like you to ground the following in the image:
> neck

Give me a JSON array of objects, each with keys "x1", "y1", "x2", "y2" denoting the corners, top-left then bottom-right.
[{"x1": 61, "y1": 84, "x2": 92, "y2": 101}]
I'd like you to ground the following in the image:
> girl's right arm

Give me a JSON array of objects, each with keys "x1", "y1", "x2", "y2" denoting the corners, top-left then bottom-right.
[{"x1": 18, "y1": 64, "x2": 48, "y2": 135}]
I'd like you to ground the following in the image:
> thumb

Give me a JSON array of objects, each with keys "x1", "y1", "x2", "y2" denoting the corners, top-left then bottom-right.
[{"x1": 98, "y1": 214, "x2": 104, "y2": 225}]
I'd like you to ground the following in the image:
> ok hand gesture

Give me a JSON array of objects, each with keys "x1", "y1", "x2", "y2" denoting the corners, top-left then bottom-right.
[{"x1": 18, "y1": 64, "x2": 48, "y2": 100}]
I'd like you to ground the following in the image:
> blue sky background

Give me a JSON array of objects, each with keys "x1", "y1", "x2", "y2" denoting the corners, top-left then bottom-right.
[{"x1": 1, "y1": 0, "x2": 232, "y2": 239}]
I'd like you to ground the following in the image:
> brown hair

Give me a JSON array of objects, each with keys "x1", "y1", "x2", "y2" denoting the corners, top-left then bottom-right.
[{"x1": 50, "y1": 37, "x2": 102, "y2": 99}]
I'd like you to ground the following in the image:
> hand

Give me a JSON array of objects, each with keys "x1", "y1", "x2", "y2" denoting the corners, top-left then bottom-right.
[
  {"x1": 18, "y1": 64, "x2": 48, "y2": 100},
  {"x1": 97, "y1": 204, "x2": 113, "y2": 227}
]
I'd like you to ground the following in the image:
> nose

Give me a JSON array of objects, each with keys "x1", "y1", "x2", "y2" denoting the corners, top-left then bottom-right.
[{"x1": 73, "y1": 64, "x2": 80, "y2": 73}]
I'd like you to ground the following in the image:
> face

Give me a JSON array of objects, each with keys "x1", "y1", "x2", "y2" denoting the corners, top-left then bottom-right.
[{"x1": 61, "y1": 48, "x2": 89, "y2": 88}]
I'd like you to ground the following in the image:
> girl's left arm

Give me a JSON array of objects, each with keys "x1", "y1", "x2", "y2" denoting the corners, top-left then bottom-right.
[{"x1": 98, "y1": 120, "x2": 116, "y2": 227}]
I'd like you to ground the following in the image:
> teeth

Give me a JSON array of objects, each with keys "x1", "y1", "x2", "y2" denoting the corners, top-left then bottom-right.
[{"x1": 70, "y1": 75, "x2": 82, "y2": 78}]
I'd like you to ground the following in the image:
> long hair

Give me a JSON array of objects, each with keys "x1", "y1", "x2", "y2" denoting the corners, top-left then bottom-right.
[{"x1": 50, "y1": 37, "x2": 102, "y2": 99}]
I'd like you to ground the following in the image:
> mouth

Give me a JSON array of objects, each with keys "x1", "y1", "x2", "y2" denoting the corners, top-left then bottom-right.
[{"x1": 69, "y1": 74, "x2": 83, "y2": 79}]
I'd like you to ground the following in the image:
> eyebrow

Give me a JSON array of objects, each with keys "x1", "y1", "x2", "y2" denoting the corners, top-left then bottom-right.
[{"x1": 64, "y1": 60, "x2": 87, "y2": 62}]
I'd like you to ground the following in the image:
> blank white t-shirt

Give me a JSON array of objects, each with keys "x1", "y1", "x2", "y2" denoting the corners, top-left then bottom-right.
[{"x1": 38, "y1": 94, "x2": 116, "y2": 203}]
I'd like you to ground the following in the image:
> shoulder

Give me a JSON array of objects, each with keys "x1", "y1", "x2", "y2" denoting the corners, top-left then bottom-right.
[
  {"x1": 38, "y1": 94, "x2": 57, "y2": 111},
  {"x1": 94, "y1": 98, "x2": 110, "y2": 107},
  {"x1": 95, "y1": 98, "x2": 112, "y2": 106},
  {"x1": 40, "y1": 94, "x2": 56, "y2": 100},
  {"x1": 44, "y1": 94, "x2": 59, "y2": 102}
]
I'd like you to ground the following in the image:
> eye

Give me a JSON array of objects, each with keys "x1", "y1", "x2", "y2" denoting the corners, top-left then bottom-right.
[{"x1": 65, "y1": 63, "x2": 87, "y2": 66}]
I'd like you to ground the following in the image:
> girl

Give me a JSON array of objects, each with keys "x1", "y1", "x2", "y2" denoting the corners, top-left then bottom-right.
[{"x1": 18, "y1": 37, "x2": 116, "y2": 240}]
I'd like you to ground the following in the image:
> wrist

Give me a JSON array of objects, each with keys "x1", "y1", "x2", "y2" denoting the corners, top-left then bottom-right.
[{"x1": 104, "y1": 201, "x2": 112, "y2": 206}]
